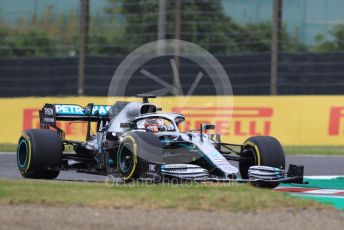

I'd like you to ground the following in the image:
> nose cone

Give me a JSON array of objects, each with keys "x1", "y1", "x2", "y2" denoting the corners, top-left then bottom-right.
[{"x1": 219, "y1": 162, "x2": 239, "y2": 177}]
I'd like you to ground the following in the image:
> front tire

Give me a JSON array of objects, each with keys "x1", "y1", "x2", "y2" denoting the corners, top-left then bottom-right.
[
  {"x1": 17, "y1": 129, "x2": 62, "y2": 179},
  {"x1": 117, "y1": 132, "x2": 162, "y2": 182},
  {"x1": 117, "y1": 135, "x2": 139, "y2": 181},
  {"x1": 239, "y1": 136, "x2": 285, "y2": 188}
]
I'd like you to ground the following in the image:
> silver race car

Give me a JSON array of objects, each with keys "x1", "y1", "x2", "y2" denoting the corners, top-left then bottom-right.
[{"x1": 17, "y1": 95, "x2": 304, "y2": 188}]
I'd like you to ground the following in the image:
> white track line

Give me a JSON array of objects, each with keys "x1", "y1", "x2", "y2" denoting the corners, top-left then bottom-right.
[
  {"x1": 291, "y1": 193, "x2": 344, "y2": 199},
  {"x1": 304, "y1": 189, "x2": 344, "y2": 195},
  {"x1": 288, "y1": 154, "x2": 344, "y2": 157}
]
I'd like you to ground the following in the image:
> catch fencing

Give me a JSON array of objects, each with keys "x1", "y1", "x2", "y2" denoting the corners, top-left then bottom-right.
[{"x1": 1, "y1": 52, "x2": 344, "y2": 97}]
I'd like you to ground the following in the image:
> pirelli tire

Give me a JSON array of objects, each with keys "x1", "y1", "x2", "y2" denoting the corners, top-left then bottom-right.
[
  {"x1": 240, "y1": 136, "x2": 285, "y2": 188},
  {"x1": 117, "y1": 132, "x2": 162, "y2": 182},
  {"x1": 17, "y1": 129, "x2": 62, "y2": 179}
]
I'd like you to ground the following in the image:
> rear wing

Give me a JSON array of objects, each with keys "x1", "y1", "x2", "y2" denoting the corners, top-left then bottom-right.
[{"x1": 39, "y1": 103, "x2": 111, "y2": 127}]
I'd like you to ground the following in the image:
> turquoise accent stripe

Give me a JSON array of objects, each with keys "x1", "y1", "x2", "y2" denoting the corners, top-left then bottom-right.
[
  {"x1": 17, "y1": 139, "x2": 28, "y2": 169},
  {"x1": 279, "y1": 177, "x2": 344, "y2": 210},
  {"x1": 281, "y1": 177, "x2": 344, "y2": 190},
  {"x1": 118, "y1": 145, "x2": 131, "y2": 173}
]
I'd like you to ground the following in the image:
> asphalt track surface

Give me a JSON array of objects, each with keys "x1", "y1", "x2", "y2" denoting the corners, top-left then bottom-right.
[{"x1": 0, "y1": 153, "x2": 343, "y2": 181}]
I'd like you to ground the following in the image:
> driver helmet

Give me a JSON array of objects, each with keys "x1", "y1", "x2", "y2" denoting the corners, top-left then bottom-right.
[{"x1": 144, "y1": 118, "x2": 164, "y2": 132}]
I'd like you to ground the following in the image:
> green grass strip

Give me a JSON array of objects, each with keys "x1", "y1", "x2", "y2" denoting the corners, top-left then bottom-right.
[
  {"x1": 0, "y1": 178, "x2": 324, "y2": 212},
  {"x1": 0, "y1": 144, "x2": 17, "y2": 152},
  {"x1": 284, "y1": 146, "x2": 344, "y2": 155},
  {"x1": 292, "y1": 194, "x2": 344, "y2": 210}
]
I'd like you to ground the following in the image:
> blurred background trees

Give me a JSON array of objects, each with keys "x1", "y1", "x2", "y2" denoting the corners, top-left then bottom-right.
[
  {"x1": 0, "y1": 0, "x2": 327, "y2": 57},
  {"x1": 314, "y1": 25, "x2": 344, "y2": 52},
  {"x1": 1, "y1": 0, "x2": 344, "y2": 96},
  {"x1": 0, "y1": 0, "x2": 343, "y2": 57}
]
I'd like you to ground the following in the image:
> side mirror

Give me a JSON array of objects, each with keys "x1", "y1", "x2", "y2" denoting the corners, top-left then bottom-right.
[
  {"x1": 202, "y1": 124, "x2": 215, "y2": 130},
  {"x1": 200, "y1": 124, "x2": 215, "y2": 142},
  {"x1": 120, "y1": 122, "x2": 136, "y2": 129}
]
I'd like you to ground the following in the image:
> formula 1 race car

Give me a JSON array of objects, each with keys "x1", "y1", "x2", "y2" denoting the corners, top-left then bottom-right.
[{"x1": 17, "y1": 95, "x2": 304, "y2": 188}]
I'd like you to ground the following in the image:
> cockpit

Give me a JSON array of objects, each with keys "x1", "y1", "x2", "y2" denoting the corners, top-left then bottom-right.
[{"x1": 136, "y1": 117, "x2": 176, "y2": 132}]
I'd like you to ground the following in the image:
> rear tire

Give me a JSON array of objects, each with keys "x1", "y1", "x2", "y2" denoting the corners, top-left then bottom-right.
[
  {"x1": 17, "y1": 129, "x2": 62, "y2": 179},
  {"x1": 239, "y1": 136, "x2": 285, "y2": 188}
]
